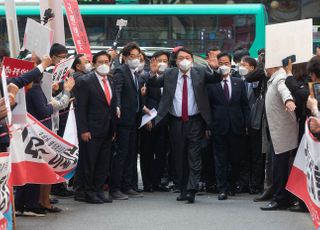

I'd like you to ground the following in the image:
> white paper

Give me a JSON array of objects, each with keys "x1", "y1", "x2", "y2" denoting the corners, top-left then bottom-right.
[
  {"x1": 1, "y1": 68, "x2": 12, "y2": 125},
  {"x1": 139, "y1": 108, "x2": 157, "y2": 129},
  {"x1": 52, "y1": 57, "x2": 75, "y2": 82},
  {"x1": 41, "y1": 72, "x2": 53, "y2": 102},
  {"x1": 11, "y1": 89, "x2": 27, "y2": 125},
  {"x1": 23, "y1": 18, "x2": 54, "y2": 58},
  {"x1": 265, "y1": 19, "x2": 313, "y2": 69}
]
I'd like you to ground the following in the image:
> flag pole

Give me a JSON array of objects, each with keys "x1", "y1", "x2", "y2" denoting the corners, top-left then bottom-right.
[{"x1": 4, "y1": 0, "x2": 20, "y2": 58}]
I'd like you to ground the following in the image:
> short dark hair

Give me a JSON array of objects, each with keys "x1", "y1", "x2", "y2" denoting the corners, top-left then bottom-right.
[
  {"x1": 49, "y1": 43, "x2": 68, "y2": 57},
  {"x1": 92, "y1": 51, "x2": 111, "y2": 64},
  {"x1": 307, "y1": 55, "x2": 320, "y2": 79},
  {"x1": 122, "y1": 42, "x2": 141, "y2": 57},
  {"x1": 152, "y1": 50, "x2": 170, "y2": 60},
  {"x1": 233, "y1": 48, "x2": 250, "y2": 63},
  {"x1": 206, "y1": 47, "x2": 220, "y2": 57},
  {"x1": 217, "y1": 52, "x2": 232, "y2": 63},
  {"x1": 176, "y1": 47, "x2": 193, "y2": 59},
  {"x1": 140, "y1": 51, "x2": 147, "y2": 61},
  {"x1": 241, "y1": 56, "x2": 257, "y2": 69},
  {"x1": 71, "y1": 54, "x2": 85, "y2": 71}
]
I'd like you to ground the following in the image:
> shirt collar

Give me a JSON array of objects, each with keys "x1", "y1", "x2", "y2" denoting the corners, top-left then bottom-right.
[
  {"x1": 178, "y1": 69, "x2": 191, "y2": 79},
  {"x1": 95, "y1": 71, "x2": 107, "y2": 81},
  {"x1": 223, "y1": 75, "x2": 231, "y2": 82}
]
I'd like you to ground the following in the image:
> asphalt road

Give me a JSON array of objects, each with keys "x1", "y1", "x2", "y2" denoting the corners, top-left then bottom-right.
[{"x1": 16, "y1": 191, "x2": 313, "y2": 230}]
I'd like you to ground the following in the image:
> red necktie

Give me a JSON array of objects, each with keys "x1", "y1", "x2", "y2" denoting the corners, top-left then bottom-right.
[
  {"x1": 223, "y1": 79, "x2": 229, "y2": 101},
  {"x1": 102, "y1": 78, "x2": 111, "y2": 105},
  {"x1": 182, "y1": 74, "x2": 189, "y2": 122}
]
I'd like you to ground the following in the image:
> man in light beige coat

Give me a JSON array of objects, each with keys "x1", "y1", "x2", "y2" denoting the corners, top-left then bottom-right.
[{"x1": 260, "y1": 67, "x2": 298, "y2": 211}]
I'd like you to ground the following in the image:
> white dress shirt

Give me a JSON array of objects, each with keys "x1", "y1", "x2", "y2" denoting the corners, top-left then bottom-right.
[
  {"x1": 171, "y1": 69, "x2": 199, "y2": 117},
  {"x1": 221, "y1": 75, "x2": 232, "y2": 99},
  {"x1": 95, "y1": 72, "x2": 112, "y2": 99}
]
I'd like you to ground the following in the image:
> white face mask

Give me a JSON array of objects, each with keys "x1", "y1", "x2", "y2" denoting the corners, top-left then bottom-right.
[
  {"x1": 136, "y1": 62, "x2": 145, "y2": 72},
  {"x1": 96, "y1": 64, "x2": 110, "y2": 75},
  {"x1": 127, "y1": 58, "x2": 140, "y2": 69},
  {"x1": 158, "y1": 62, "x2": 168, "y2": 73},
  {"x1": 219, "y1": 65, "x2": 231, "y2": 76},
  {"x1": 84, "y1": 63, "x2": 93, "y2": 73},
  {"x1": 179, "y1": 59, "x2": 192, "y2": 72},
  {"x1": 238, "y1": 66, "x2": 249, "y2": 76}
]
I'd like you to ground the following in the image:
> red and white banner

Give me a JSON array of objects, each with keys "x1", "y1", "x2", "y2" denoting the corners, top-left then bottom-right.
[
  {"x1": 63, "y1": 0, "x2": 92, "y2": 61},
  {"x1": 52, "y1": 56, "x2": 75, "y2": 82},
  {"x1": 287, "y1": 121, "x2": 320, "y2": 229},
  {"x1": 1, "y1": 57, "x2": 34, "y2": 78},
  {"x1": 9, "y1": 113, "x2": 79, "y2": 186},
  {"x1": 0, "y1": 152, "x2": 10, "y2": 230}
]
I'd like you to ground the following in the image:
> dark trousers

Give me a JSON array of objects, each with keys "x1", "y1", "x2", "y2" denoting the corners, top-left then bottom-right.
[
  {"x1": 73, "y1": 137, "x2": 86, "y2": 193},
  {"x1": 83, "y1": 136, "x2": 112, "y2": 196},
  {"x1": 110, "y1": 122, "x2": 137, "y2": 193},
  {"x1": 271, "y1": 146, "x2": 292, "y2": 206},
  {"x1": 249, "y1": 130, "x2": 264, "y2": 190},
  {"x1": 200, "y1": 138, "x2": 216, "y2": 187},
  {"x1": 213, "y1": 134, "x2": 243, "y2": 193},
  {"x1": 169, "y1": 115, "x2": 204, "y2": 193},
  {"x1": 140, "y1": 125, "x2": 168, "y2": 189},
  {"x1": 15, "y1": 184, "x2": 40, "y2": 210}
]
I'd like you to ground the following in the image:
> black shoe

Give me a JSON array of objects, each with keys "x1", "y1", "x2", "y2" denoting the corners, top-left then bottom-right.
[
  {"x1": 153, "y1": 184, "x2": 170, "y2": 192},
  {"x1": 218, "y1": 192, "x2": 228, "y2": 200},
  {"x1": 23, "y1": 207, "x2": 46, "y2": 217},
  {"x1": 74, "y1": 191, "x2": 86, "y2": 202},
  {"x1": 288, "y1": 204, "x2": 308, "y2": 213},
  {"x1": 123, "y1": 189, "x2": 144, "y2": 198},
  {"x1": 85, "y1": 195, "x2": 104, "y2": 204},
  {"x1": 228, "y1": 190, "x2": 235, "y2": 196},
  {"x1": 260, "y1": 201, "x2": 288, "y2": 211},
  {"x1": 111, "y1": 191, "x2": 128, "y2": 200},
  {"x1": 97, "y1": 192, "x2": 113, "y2": 203},
  {"x1": 176, "y1": 191, "x2": 188, "y2": 201},
  {"x1": 39, "y1": 204, "x2": 62, "y2": 213},
  {"x1": 51, "y1": 188, "x2": 74, "y2": 197},
  {"x1": 249, "y1": 188, "x2": 261, "y2": 195},
  {"x1": 254, "y1": 191, "x2": 273, "y2": 202},
  {"x1": 143, "y1": 187, "x2": 154, "y2": 193},
  {"x1": 186, "y1": 191, "x2": 196, "y2": 204},
  {"x1": 49, "y1": 198, "x2": 59, "y2": 204}
]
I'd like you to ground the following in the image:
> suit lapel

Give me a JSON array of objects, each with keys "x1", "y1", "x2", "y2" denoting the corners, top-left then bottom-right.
[
  {"x1": 92, "y1": 73, "x2": 107, "y2": 104},
  {"x1": 218, "y1": 80, "x2": 229, "y2": 104},
  {"x1": 125, "y1": 64, "x2": 138, "y2": 92},
  {"x1": 190, "y1": 68, "x2": 199, "y2": 101},
  {"x1": 169, "y1": 68, "x2": 179, "y2": 99}
]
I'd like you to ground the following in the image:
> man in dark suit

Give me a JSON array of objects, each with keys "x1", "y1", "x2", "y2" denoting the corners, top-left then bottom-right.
[
  {"x1": 207, "y1": 52, "x2": 250, "y2": 200},
  {"x1": 77, "y1": 51, "x2": 116, "y2": 204},
  {"x1": 110, "y1": 42, "x2": 143, "y2": 200},
  {"x1": 148, "y1": 47, "x2": 222, "y2": 203}
]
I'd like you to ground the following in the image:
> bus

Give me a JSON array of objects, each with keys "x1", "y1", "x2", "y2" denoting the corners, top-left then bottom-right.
[{"x1": 0, "y1": 3, "x2": 267, "y2": 57}]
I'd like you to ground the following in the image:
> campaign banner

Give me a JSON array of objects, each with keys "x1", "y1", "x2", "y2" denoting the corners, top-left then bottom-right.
[
  {"x1": 286, "y1": 121, "x2": 320, "y2": 229},
  {"x1": 63, "y1": 0, "x2": 92, "y2": 61},
  {"x1": 52, "y1": 57, "x2": 75, "y2": 82},
  {"x1": 0, "y1": 152, "x2": 10, "y2": 230},
  {"x1": 1, "y1": 57, "x2": 34, "y2": 78},
  {"x1": 23, "y1": 18, "x2": 54, "y2": 58},
  {"x1": 9, "y1": 113, "x2": 79, "y2": 186}
]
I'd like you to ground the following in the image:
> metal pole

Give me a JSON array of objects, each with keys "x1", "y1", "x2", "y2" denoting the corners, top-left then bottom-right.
[{"x1": 4, "y1": 0, "x2": 20, "y2": 57}]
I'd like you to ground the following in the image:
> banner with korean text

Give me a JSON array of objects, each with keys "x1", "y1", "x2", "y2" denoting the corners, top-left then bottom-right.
[
  {"x1": 286, "y1": 121, "x2": 320, "y2": 229},
  {"x1": 63, "y1": 0, "x2": 92, "y2": 61},
  {"x1": 9, "y1": 113, "x2": 79, "y2": 186}
]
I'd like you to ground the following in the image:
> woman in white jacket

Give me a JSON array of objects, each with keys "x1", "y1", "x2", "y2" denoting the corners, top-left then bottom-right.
[{"x1": 260, "y1": 66, "x2": 298, "y2": 211}]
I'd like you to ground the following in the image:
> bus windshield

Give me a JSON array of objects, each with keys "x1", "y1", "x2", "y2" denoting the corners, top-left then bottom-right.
[{"x1": 0, "y1": 4, "x2": 267, "y2": 56}]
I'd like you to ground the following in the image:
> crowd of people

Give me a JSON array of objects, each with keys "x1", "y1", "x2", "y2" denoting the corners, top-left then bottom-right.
[{"x1": 0, "y1": 41, "x2": 320, "y2": 218}]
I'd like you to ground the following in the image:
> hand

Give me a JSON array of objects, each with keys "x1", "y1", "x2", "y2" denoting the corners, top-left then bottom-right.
[
  {"x1": 8, "y1": 93, "x2": 15, "y2": 106},
  {"x1": 145, "y1": 121, "x2": 153, "y2": 131},
  {"x1": 63, "y1": 77, "x2": 75, "y2": 92},
  {"x1": 52, "y1": 82, "x2": 60, "y2": 92},
  {"x1": 207, "y1": 57, "x2": 219, "y2": 69},
  {"x1": 141, "y1": 83, "x2": 147, "y2": 96},
  {"x1": 307, "y1": 95, "x2": 318, "y2": 113},
  {"x1": 41, "y1": 55, "x2": 52, "y2": 69},
  {"x1": 108, "y1": 49, "x2": 118, "y2": 60},
  {"x1": 143, "y1": 106, "x2": 152, "y2": 116},
  {"x1": 149, "y1": 57, "x2": 159, "y2": 75},
  {"x1": 205, "y1": 130, "x2": 211, "y2": 139},
  {"x1": 285, "y1": 100, "x2": 296, "y2": 112},
  {"x1": 81, "y1": 132, "x2": 91, "y2": 142},
  {"x1": 284, "y1": 59, "x2": 292, "y2": 75},
  {"x1": 309, "y1": 117, "x2": 320, "y2": 134},
  {"x1": 0, "y1": 98, "x2": 8, "y2": 121},
  {"x1": 7, "y1": 83, "x2": 19, "y2": 97},
  {"x1": 116, "y1": 107, "x2": 121, "y2": 119}
]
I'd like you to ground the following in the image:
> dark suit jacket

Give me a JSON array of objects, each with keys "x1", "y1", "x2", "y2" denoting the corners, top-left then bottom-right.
[
  {"x1": 76, "y1": 71, "x2": 116, "y2": 138},
  {"x1": 148, "y1": 66, "x2": 222, "y2": 127},
  {"x1": 114, "y1": 64, "x2": 142, "y2": 127},
  {"x1": 207, "y1": 76, "x2": 250, "y2": 135}
]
